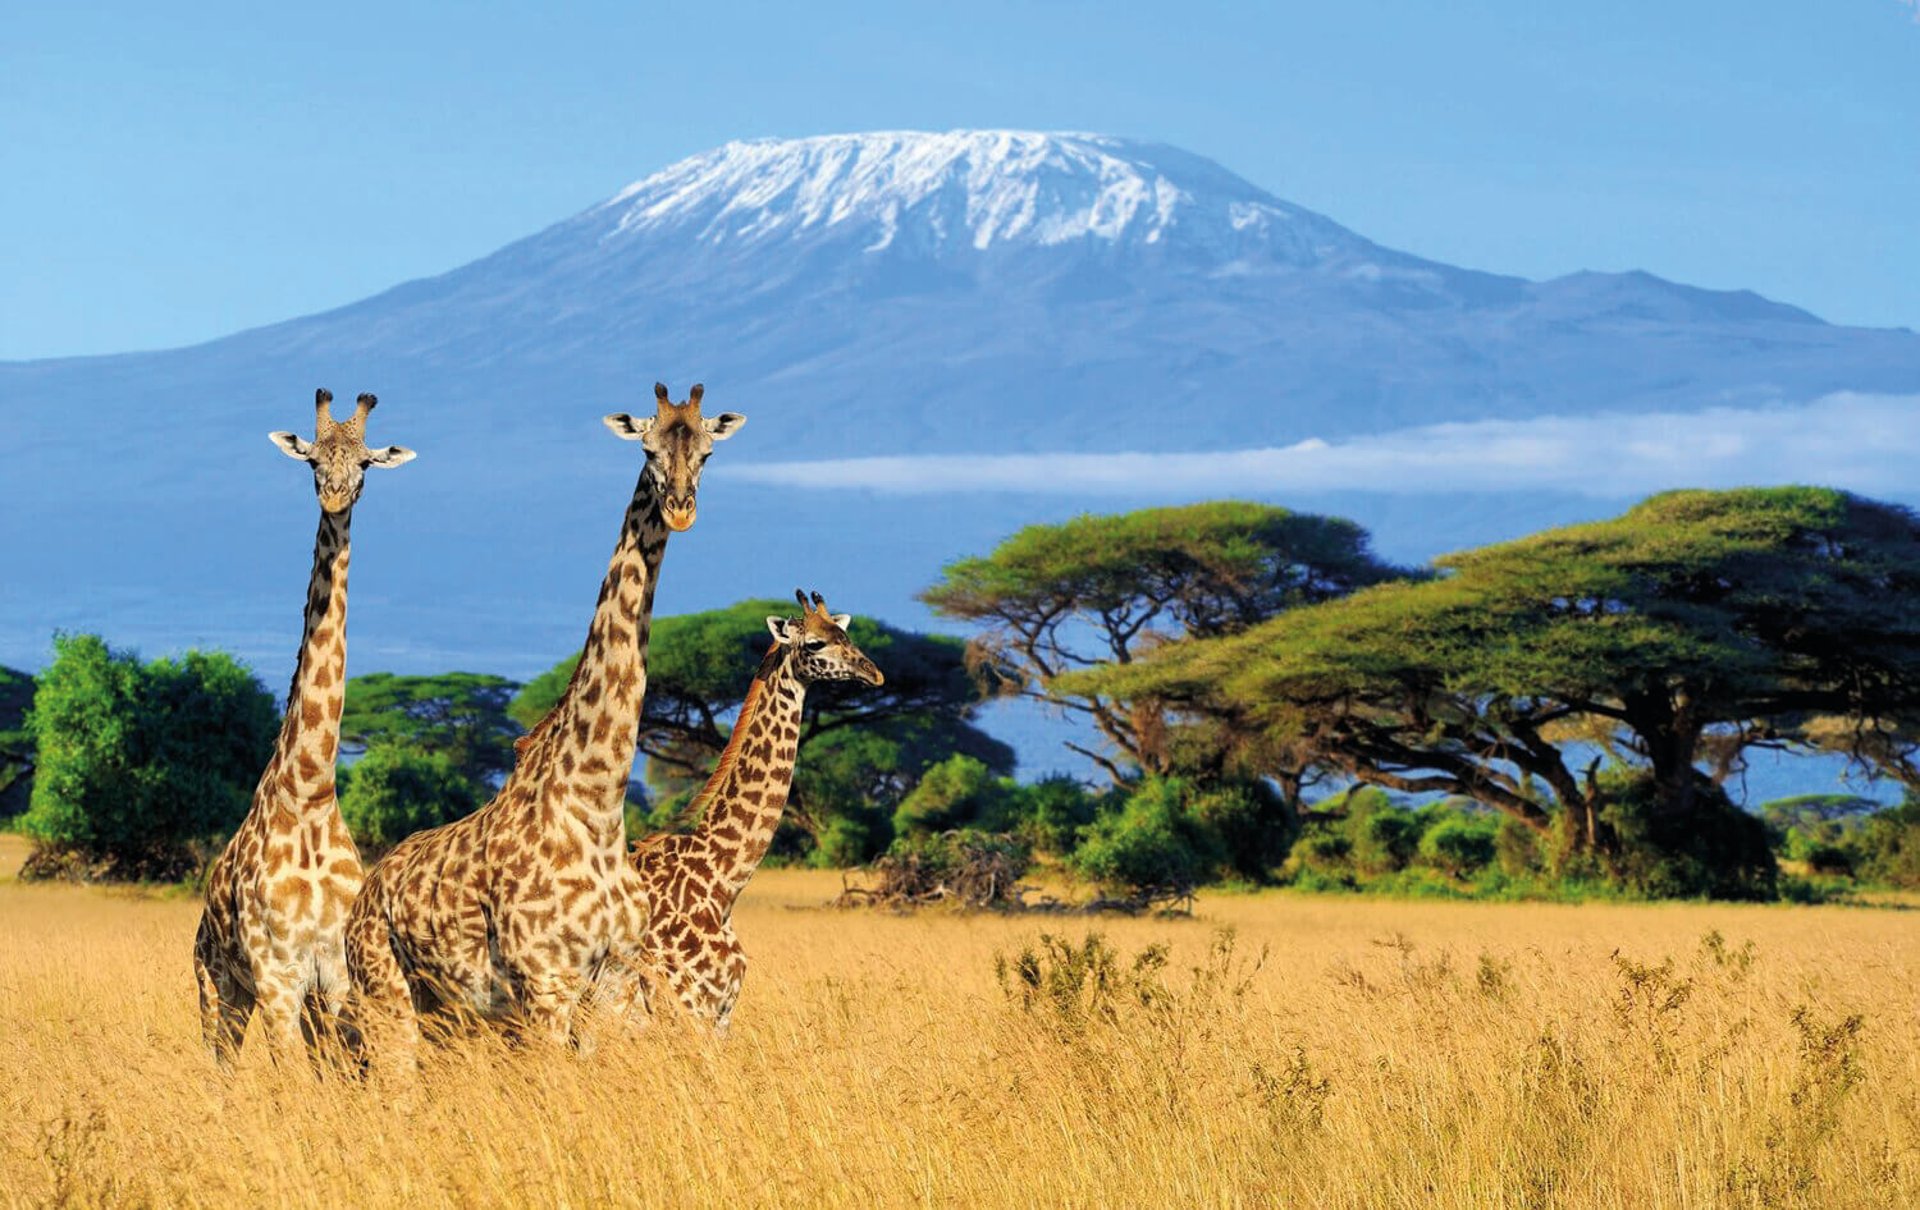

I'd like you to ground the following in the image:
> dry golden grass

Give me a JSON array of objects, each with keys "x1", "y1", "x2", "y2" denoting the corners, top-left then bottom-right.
[{"x1": 2, "y1": 830, "x2": 1917, "y2": 1209}]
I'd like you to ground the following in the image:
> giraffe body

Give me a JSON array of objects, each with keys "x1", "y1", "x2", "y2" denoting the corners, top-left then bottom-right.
[
  {"x1": 345, "y1": 384, "x2": 742, "y2": 1068},
  {"x1": 611, "y1": 591, "x2": 882, "y2": 1032},
  {"x1": 193, "y1": 390, "x2": 414, "y2": 1068}
]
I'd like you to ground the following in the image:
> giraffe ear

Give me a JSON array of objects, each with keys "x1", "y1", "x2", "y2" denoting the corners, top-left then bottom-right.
[
  {"x1": 704, "y1": 412, "x2": 747, "y2": 441},
  {"x1": 269, "y1": 431, "x2": 313, "y2": 460},
  {"x1": 366, "y1": 445, "x2": 417, "y2": 469},
  {"x1": 766, "y1": 616, "x2": 796, "y2": 644},
  {"x1": 604, "y1": 413, "x2": 654, "y2": 441},
  {"x1": 829, "y1": 614, "x2": 851, "y2": 630}
]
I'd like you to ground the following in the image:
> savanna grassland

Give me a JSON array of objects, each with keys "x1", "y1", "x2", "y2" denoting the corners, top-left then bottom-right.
[{"x1": 2, "y1": 833, "x2": 1916, "y2": 1209}]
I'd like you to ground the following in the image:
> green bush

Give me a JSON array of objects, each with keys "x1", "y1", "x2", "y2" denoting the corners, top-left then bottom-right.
[
  {"x1": 20, "y1": 635, "x2": 276, "y2": 880},
  {"x1": 1007, "y1": 776, "x2": 1103, "y2": 857},
  {"x1": 0, "y1": 665, "x2": 34, "y2": 822},
  {"x1": 1418, "y1": 815, "x2": 1499, "y2": 878},
  {"x1": 1352, "y1": 806, "x2": 1420, "y2": 877},
  {"x1": 1495, "y1": 816, "x2": 1545, "y2": 877},
  {"x1": 1067, "y1": 777, "x2": 1226, "y2": 894},
  {"x1": 810, "y1": 811, "x2": 887, "y2": 869},
  {"x1": 1854, "y1": 802, "x2": 1920, "y2": 889},
  {"x1": 338, "y1": 742, "x2": 486, "y2": 851},
  {"x1": 1294, "y1": 832, "x2": 1354, "y2": 875},
  {"x1": 1188, "y1": 780, "x2": 1295, "y2": 882},
  {"x1": 1595, "y1": 768, "x2": 1777, "y2": 900},
  {"x1": 892, "y1": 754, "x2": 1018, "y2": 837}
]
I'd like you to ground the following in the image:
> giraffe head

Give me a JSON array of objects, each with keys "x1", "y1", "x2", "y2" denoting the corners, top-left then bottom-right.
[
  {"x1": 602, "y1": 382, "x2": 746, "y2": 531},
  {"x1": 269, "y1": 389, "x2": 417, "y2": 513},
  {"x1": 766, "y1": 590, "x2": 885, "y2": 687}
]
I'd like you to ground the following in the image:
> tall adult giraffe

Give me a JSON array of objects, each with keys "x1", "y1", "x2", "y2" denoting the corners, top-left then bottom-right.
[
  {"x1": 194, "y1": 389, "x2": 416, "y2": 1069},
  {"x1": 608, "y1": 590, "x2": 883, "y2": 1034},
  {"x1": 346, "y1": 383, "x2": 743, "y2": 1069}
]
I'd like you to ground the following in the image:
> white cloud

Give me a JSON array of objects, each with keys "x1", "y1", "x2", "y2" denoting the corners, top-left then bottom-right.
[{"x1": 724, "y1": 393, "x2": 1920, "y2": 499}]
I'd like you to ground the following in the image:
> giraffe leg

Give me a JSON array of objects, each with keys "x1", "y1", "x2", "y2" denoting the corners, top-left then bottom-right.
[
  {"x1": 194, "y1": 922, "x2": 252, "y2": 1070},
  {"x1": 519, "y1": 970, "x2": 578, "y2": 1050},
  {"x1": 345, "y1": 906, "x2": 420, "y2": 1079},
  {"x1": 252, "y1": 966, "x2": 309, "y2": 1068},
  {"x1": 577, "y1": 955, "x2": 653, "y2": 1050},
  {"x1": 711, "y1": 943, "x2": 747, "y2": 1038},
  {"x1": 303, "y1": 946, "x2": 356, "y2": 1072}
]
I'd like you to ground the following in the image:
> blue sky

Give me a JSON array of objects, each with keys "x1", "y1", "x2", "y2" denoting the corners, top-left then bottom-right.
[{"x1": 4, "y1": 1, "x2": 1916, "y2": 360}]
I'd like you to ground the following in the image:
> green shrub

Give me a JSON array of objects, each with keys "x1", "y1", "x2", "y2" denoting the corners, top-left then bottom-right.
[
  {"x1": 892, "y1": 754, "x2": 1017, "y2": 837},
  {"x1": 1294, "y1": 832, "x2": 1354, "y2": 875},
  {"x1": 1067, "y1": 777, "x2": 1226, "y2": 894},
  {"x1": 20, "y1": 635, "x2": 276, "y2": 880},
  {"x1": 1854, "y1": 802, "x2": 1920, "y2": 889},
  {"x1": 1595, "y1": 768, "x2": 1776, "y2": 900},
  {"x1": 810, "y1": 811, "x2": 888, "y2": 868},
  {"x1": 1189, "y1": 779, "x2": 1295, "y2": 882},
  {"x1": 1418, "y1": 815, "x2": 1499, "y2": 878},
  {"x1": 1008, "y1": 775, "x2": 1103, "y2": 857},
  {"x1": 1352, "y1": 807, "x2": 1420, "y2": 876},
  {"x1": 338, "y1": 742, "x2": 486, "y2": 851},
  {"x1": 1495, "y1": 816, "x2": 1545, "y2": 877}
]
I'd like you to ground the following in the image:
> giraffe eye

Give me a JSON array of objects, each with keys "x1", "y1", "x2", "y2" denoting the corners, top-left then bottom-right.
[{"x1": 804, "y1": 638, "x2": 827, "y2": 651}]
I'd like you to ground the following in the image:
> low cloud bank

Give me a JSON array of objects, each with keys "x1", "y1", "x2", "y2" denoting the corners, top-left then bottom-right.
[{"x1": 726, "y1": 393, "x2": 1920, "y2": 498}]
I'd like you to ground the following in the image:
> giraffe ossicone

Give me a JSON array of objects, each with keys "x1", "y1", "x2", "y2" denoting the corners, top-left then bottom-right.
[{"x1": 193, "y1": 388, "x2": 415, "y2": 1071}]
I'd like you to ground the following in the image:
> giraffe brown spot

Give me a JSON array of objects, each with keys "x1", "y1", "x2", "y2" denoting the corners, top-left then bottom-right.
[
  {"x1": 301, "y1": 699, "x2": 323, "y2": 729},
  {"x1": 313, "y1": 665, "x2": 334, "y2": 690}
]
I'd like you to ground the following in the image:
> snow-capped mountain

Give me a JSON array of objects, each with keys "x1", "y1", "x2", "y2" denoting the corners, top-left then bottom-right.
[{"x1": 4, "y1": 130, "x2": 1918, "y2": 798}]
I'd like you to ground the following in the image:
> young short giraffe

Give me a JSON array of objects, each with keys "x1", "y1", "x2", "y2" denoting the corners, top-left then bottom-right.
[
  {"x1": 193, "y1": 389, "x2": 416, "y2": 1069},
  {"x1": 608, "y1": 590, "x2": 882, "y2": 1033},
  {"x1": 346, "y1": 383, "x2": 743, "y2": 1069}
]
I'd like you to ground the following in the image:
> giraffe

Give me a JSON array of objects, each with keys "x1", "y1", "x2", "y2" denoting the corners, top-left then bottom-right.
[
  {"x1": 193, "y1": 389, "x2": 416, "y2": 1070},
  {"x1": 604, "y1": 590, "x2": 883, "y2": 1034},
  {"x1": 345, "y1": 382, "x2": 744, "y2": 1070}
]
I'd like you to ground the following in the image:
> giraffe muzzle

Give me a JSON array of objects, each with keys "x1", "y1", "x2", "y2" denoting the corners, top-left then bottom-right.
[{"x1": 662, "y1": 499, "x2": 697, "y2": 531}]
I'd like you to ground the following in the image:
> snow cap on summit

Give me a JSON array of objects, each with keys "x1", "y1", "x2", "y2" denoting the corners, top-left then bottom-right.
[{"x1": 591, "y1": 130, "x2": 1368, "y2": 264}]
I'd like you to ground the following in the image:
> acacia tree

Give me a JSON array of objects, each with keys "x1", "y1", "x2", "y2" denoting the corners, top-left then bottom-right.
[
  {"x1": 1069, "y1": 490, "x2": 1920, "y2": 891},
  {"x1": 341, "y1": 671, "x2": 523, "y2": 785},
  {"x1": 510, "y1": 599, "x2": 1009, "y2": 847},
  {"x1": 920, "y1": 502, "x2": 1408, "y2": 785}
]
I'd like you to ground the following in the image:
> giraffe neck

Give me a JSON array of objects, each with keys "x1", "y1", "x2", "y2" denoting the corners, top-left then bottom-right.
[
  {"x1": 271, "y1": 507, "x2": 350, "y2": 812},
  {"x1": 692, "y1": 644, "x2": 807, "y2": 904},
  {"x1": 530, "y1": 467, "x2": 668, "y2": 825}
]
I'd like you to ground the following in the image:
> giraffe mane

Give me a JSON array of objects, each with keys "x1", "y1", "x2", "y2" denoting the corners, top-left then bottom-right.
[{"x1": 670, "y1": 641, "x2": 783, "y2": 833}]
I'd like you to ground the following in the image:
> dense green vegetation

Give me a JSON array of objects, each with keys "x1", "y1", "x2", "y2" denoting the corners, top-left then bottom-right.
[
  {"x1": 337, "y1": 742, "x2": 488, "y2": 851},
  {"x1": 341, "y1": 672, "x2": 522, "y2": 785},
  {"x1": 1060, "y1": 489, "x2": 1920, "y2": 899},
  {"x1": 0, "y1": 665, "x2": 34, "y2": 821},
  {"x1": 17, "y1": 635, "x2": 275, "y2": 879},
  {"x1": 11, "y1": 491, "x2": 1919, "y2": 902}
]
